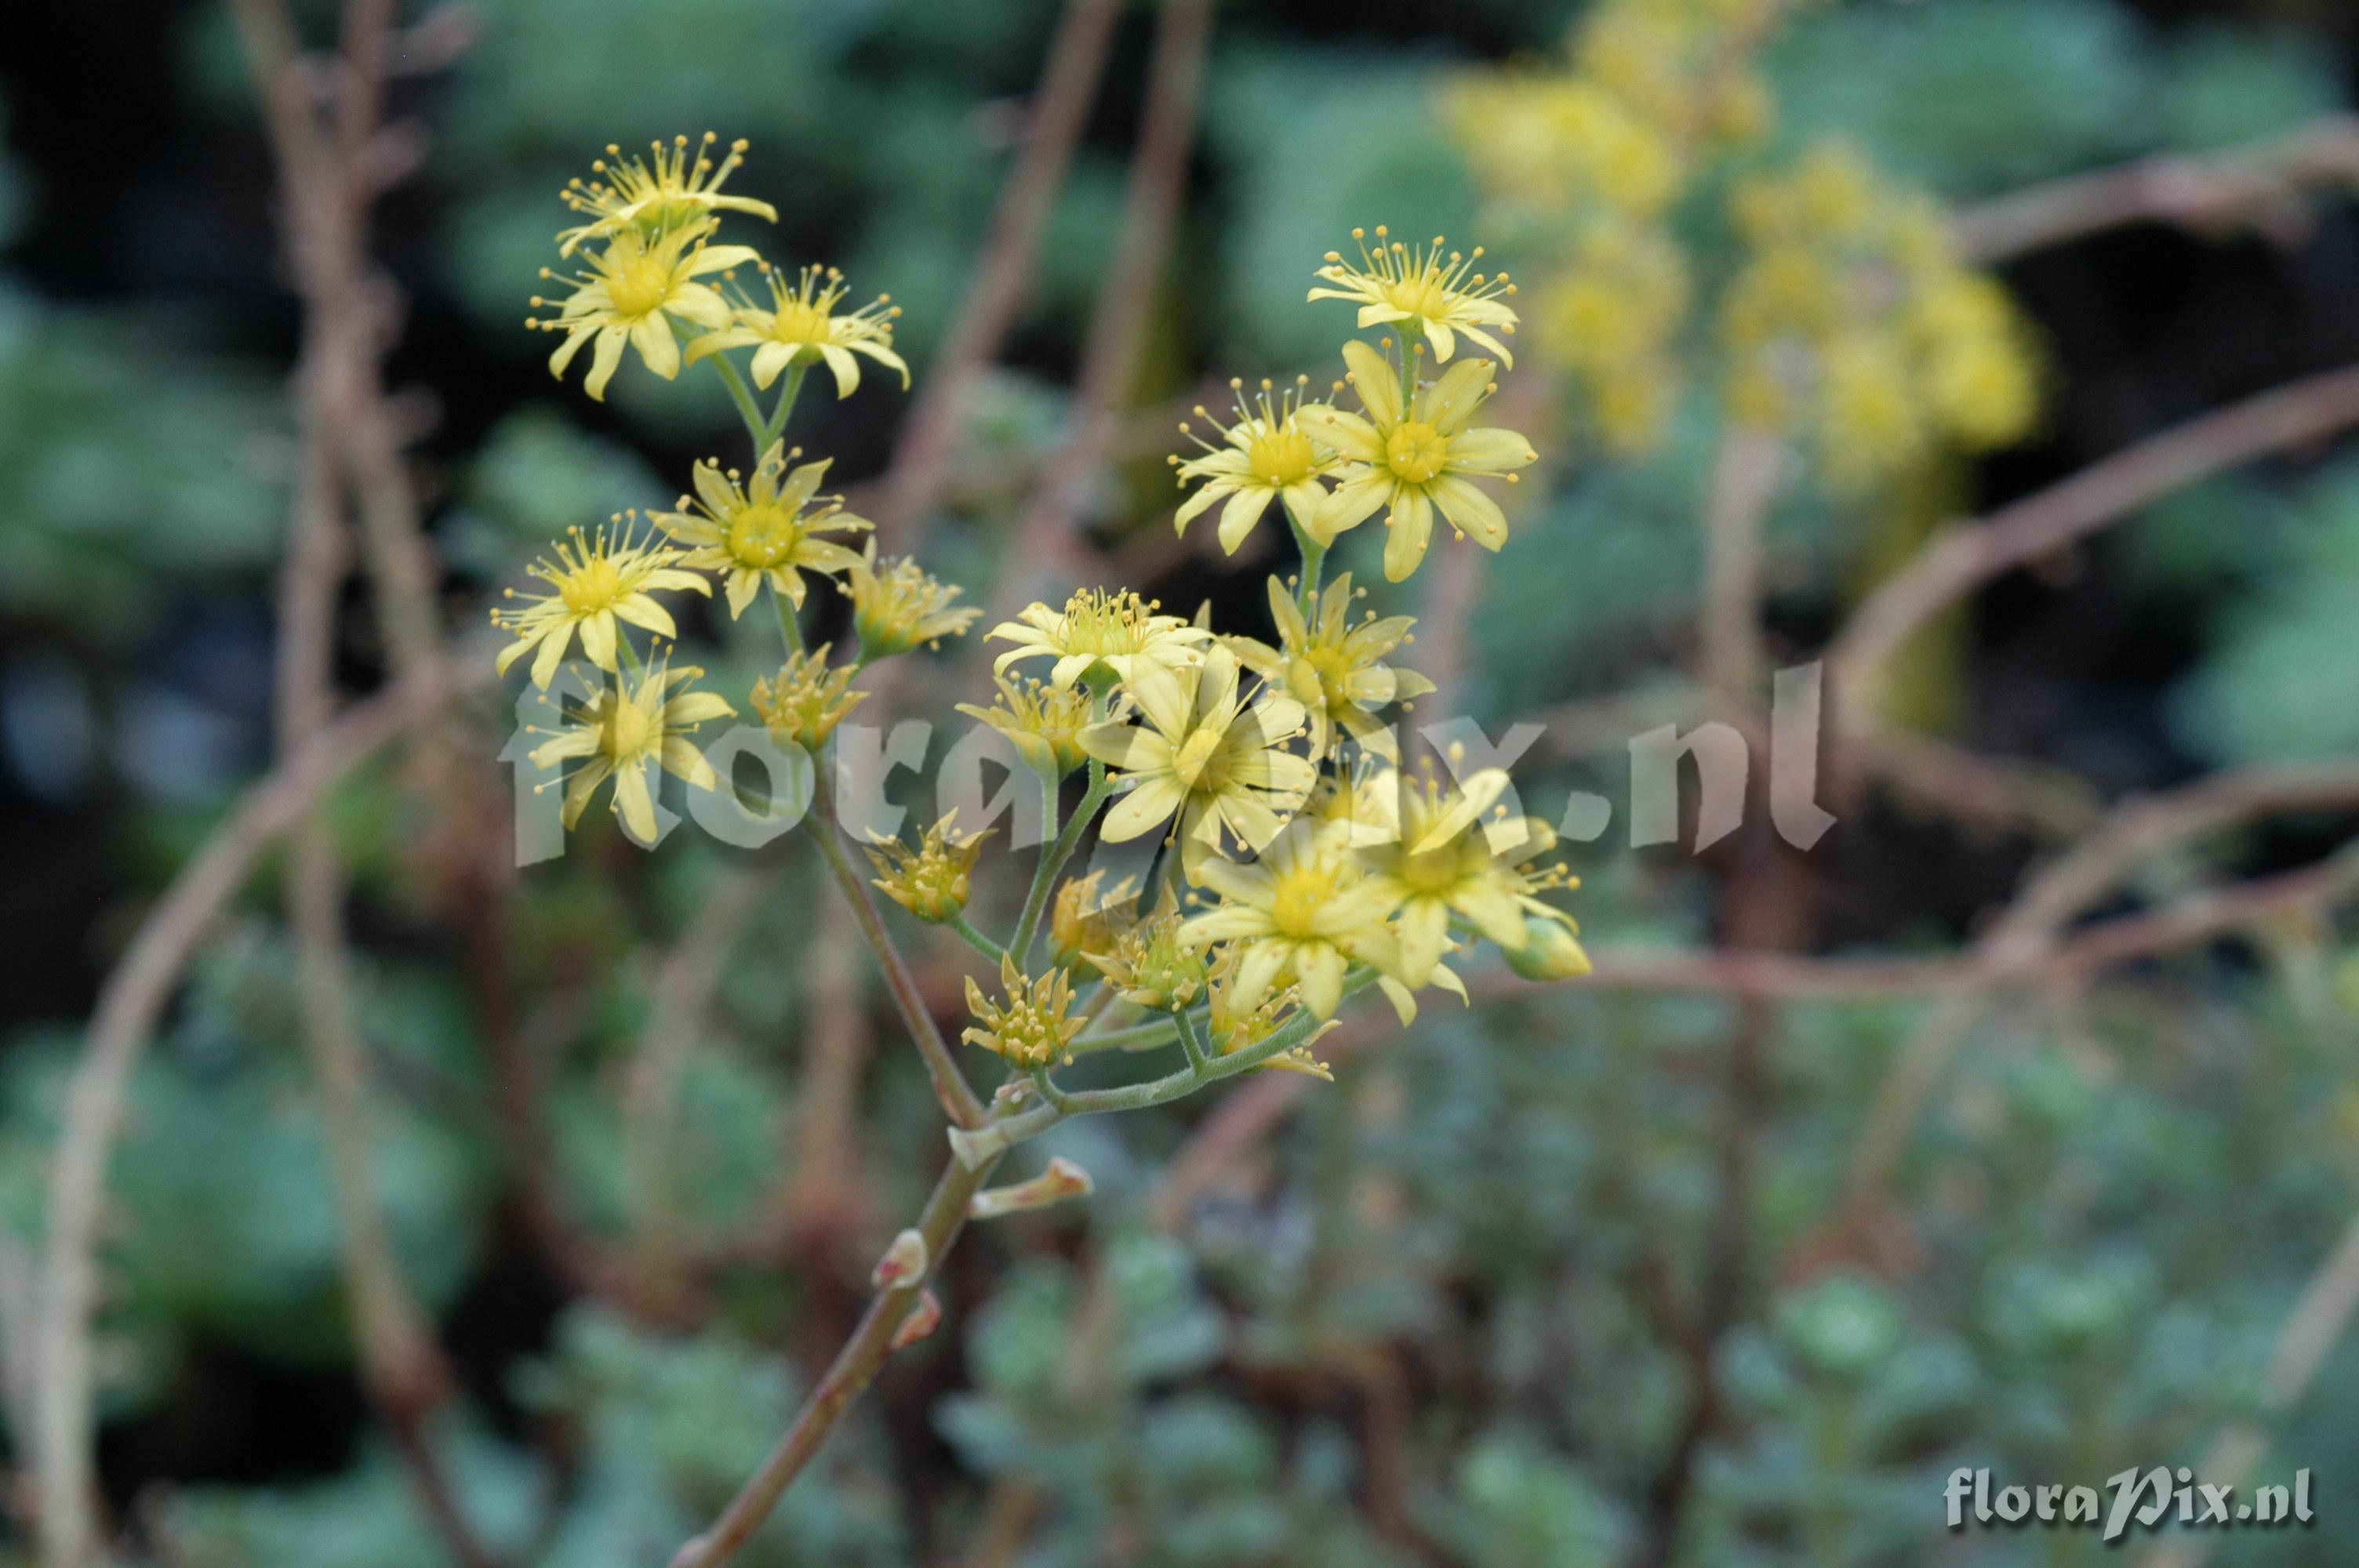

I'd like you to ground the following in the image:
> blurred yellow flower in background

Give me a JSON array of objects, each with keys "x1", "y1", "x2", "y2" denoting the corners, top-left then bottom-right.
[{"x1": 1720, "y1": 145, "x2": 2040, "y2": 484}]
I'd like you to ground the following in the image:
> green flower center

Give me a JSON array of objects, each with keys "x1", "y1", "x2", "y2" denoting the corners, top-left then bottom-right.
[
  {"x1": 1286, "y1": 646, "x2": 1353, "y2": 711},
  {"x1": 1269, "y1": 864, "x2": 1343, "y2": 937},
  {"x1": 1061, "y1": 593, "x2": 1151, "y2": 656},
  {"x1": 1247, "y1": 427, "x2": 1317, "y2": 486},
  {"x1": 1384, "y1": 421, "x2": 1450, "y2": 485},
  {"x1": 727, "y1": 503, "x2": 800, "y2": 568},
  {"x1": 559, "y1": 557, "x2": 625, "y2": 613},
  {"x1": 1397, "y1": 851, "x2": 1463, "y2": 896},
  {"x1": 771, "y1": 298, "x2": 832, "y2": 347},
  {"x1": 605, "y1": 255, "x2": 674, "y2": 319},
  {"x1": 1384, "y1": 274, "x2": 1450, "y2": 319},
  {"x1": 605, "y1": 695, "x2": 656, "y2": 762},
  {"x1": 638, "y1": 194, "x2": 705, "y2": 232},
  {"x1": 1170, "y1": 726, "x2": 1228, "y2": 792}
]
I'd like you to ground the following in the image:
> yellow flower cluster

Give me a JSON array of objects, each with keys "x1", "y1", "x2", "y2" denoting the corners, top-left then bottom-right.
[
  {"x1": 1721, "y1": 146, "x2": 2040, "y2": 485},
  {"x1": 525, "y1": 658, "x2": 733, "y2": 844},
  {"x1": 980, "y1": 576, "x2": 1581, "y2": 1041},
  {"x1": 651, "y1": 443, "x2": 869, "y2": 619},
  {"x1": 529, "y1": 135, "x2": 901, "y2": 407},
  {"x1": 868, "y1": 811, "x2": 990, "y2": 924},
  {"x1": 492, "y1": 144, "x2": 1587, "y2": 1111},
  {"x1": 1169, "y1": 229, "x2": 1539, "y2": 582},
  {"x1": 498, "y1": 137, "x2": 965, "y2": 840},
  {"x1": 1573, "y1": 0, "x2": 1806, "y2": 151},
  {"x1": 1448, "y1": 0, "x2": 2037, "y2": 478},
  {"x1": 972, "y1": 220, "x2": 1574, "y2": 1057},
  {"x1": 1444, "y1": 0, "x2": 1812, "y2": 453}
]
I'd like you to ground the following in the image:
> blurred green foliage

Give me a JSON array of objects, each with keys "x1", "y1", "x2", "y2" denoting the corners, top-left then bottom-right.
[
  {"x1": 0, "y1": 292, "x2": 286, "y2": 641},
  {"x1": 4, "y1": 0, "x2": 2359, "y2": 1564}
]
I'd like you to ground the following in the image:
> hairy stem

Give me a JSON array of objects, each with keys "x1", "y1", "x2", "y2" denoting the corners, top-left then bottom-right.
[
  {"x1": 667, "y1": 1148, "x2": 1001, "y2": 1568},
  {"x1": 1030, "y1": 1067, "x2": 1085, "y2": 1116},
  {"x1": 948, "y1": 913, "x2": 1009, "y2": 965},
  {"x1": 1010, "y1": 763, "x2": 1111, "y2": 964},
  {"x1": 959, "y1": 973, "x2": 1375, "y2": 1163},
  {"x1": 1175, "y1": 1006, "x2": 1211, "y2": 1074},
  {"x1": 806, "y1": 770, "x2": 988, "y2": 1130}
]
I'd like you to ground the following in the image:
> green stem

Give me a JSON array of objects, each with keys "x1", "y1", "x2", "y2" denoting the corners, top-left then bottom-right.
[
  {"x1": 1007, "y1": 768, "x2": 1062, "y2": 958},
  {"x1": 1290, "y1": 515, "x2": 1327, "y2": 616},
  {"x1": 761, "y1": 360, "x2": 810, "y2": 451},
  {"x1": 712, "y1": 354, "x2": 768, "y2": 454},
  {"x1": 1073, "y1": 1010, "x2": 1197, "y2": 1055},
  {"x1": 1028, "y1": 1067, "x2": 1083, "y2": 1116},
  {"x1": 1008, "y1": 689, "x2": 1113, "y2": 964},
  {"x1": 964, "y1": 970, "x2": 1380, "y2": 1160},
  {"x1": 805, "y1": 771, "x2": 987, "y2": 1131},
  {"x1": 1009, "y1": 768, "x2": 1111, "y2": 963},
  {"x1": 1175, "y1": 1007, "x2": 1210, "y2": 1074},
  {"x1": 947, "y1": 914, "x2": 1006, "y2": 966},
  {"x1": 771, "y1": 579, "x2": 805, "y2": 657},
  {"x1": 668, "y1": 1146, "x2": 999, "y2": 1568}
]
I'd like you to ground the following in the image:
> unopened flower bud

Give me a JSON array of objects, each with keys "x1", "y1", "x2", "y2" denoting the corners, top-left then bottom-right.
[
  {"x1": 1047, "y1": 869, "x2": 1139, "y2": 971},
  {"x1": 749, "y1": 643, "x2": 867, "y2": 750},
  {"x1": 958, "y1": 676, "x2": 1097, "y2": 779},
  {"x1": 845, "y1": 543, "x2": 979, "y2": 658},
  {"x1": 1504, "y1": 915, "x2": 1592, "y2": 982},
  {"x1": 1085, "y1": 912, "x2": 1206, "y2": 1011},
  {"x1": 867, "y1": 811, "x2": 990, "y2": 924}
]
